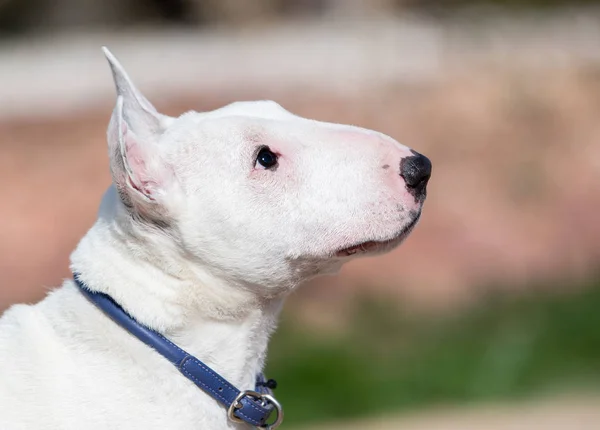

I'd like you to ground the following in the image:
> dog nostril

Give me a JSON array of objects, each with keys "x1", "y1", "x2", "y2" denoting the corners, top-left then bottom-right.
[{"x1": 400, "y1": 151, "x2": 432, "y2": 189}]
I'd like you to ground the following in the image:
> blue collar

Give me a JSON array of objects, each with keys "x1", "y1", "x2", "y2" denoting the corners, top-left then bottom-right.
[{"x1": 73, "y1": 274, "x2": 283, "y2": 429}]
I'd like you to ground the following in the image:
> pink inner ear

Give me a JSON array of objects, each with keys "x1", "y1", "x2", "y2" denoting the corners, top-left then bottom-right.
[{"x1": 122, "y1": 123, "x2": 158, "y2": 200}]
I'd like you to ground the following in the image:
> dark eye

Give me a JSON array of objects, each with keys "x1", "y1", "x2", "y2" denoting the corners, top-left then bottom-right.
[{"x1": 256, "y1": 147, "x2": 278, "y2": 169}]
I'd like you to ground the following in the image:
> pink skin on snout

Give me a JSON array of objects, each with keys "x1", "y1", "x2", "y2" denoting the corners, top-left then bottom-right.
[
  {"x1": 325, "y1": 129, "x2": 426, "y2": 257},
  {"x1": 246, "y1": 126, "x2": 426, "y2": 258},
  {"x1": 332, "y1": 127, "x2": 423, "y2": 210}
]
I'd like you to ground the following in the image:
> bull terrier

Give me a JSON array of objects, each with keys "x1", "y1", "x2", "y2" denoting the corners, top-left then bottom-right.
[{"x1": 0, "y1": 47, "x2": 431, "y2": 429}]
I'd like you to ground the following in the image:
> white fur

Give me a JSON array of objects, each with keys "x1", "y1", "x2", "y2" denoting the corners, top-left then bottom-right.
[{"x1": 0, "y1": 48, "x2": 429, "y2": 429}]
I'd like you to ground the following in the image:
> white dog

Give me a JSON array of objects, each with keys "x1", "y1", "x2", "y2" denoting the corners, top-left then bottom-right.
[{"x1": 0, "y1": 48, "x2": 431, "y2": 429}]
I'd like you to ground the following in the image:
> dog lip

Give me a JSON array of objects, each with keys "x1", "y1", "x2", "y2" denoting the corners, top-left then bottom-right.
[{"x1": 335, "y1": 215, "x2": 420, "y2": 257}]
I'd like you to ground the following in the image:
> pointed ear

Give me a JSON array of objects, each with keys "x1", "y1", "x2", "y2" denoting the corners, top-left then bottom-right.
[
  {"x1": 103, "y1": 47, "x2": 174, "y2": 214},
  {"x1": 102, "y1": 46, "x2": 174, "y2": 141}
]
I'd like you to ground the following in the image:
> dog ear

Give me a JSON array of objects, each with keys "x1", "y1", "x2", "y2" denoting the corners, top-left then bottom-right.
[{"x1": 103, "y1": 47, "x2": 174, "y2": 213}]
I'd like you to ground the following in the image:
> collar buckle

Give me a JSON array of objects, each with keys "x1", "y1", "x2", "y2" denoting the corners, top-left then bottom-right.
[{"x1": 228, "y1": 390, "x2": 284, "y2": 429}]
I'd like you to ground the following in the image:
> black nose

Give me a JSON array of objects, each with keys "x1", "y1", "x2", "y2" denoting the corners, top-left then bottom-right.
[{"x1": 400, "y1": 151, "x2": 432, "y2": 200}]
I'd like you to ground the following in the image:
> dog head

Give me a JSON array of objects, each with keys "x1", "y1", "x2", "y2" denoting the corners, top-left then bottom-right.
[{"x1": 101, "y1": 48, "x2": 431, "y2": 297}]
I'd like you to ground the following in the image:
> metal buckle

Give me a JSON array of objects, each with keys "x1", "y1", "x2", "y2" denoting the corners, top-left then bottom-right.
[{"x1": 227, "y1": 390, "x2": 284, "y2": 429}]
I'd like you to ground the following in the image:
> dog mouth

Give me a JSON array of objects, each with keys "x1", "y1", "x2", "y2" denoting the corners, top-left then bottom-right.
[{"x1": 335, "y1": 215, "x2": 420, "y2": 258}]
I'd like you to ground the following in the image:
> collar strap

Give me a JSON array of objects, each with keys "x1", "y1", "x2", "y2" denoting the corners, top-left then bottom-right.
[{"x1": 73, "y1": 274, "x2": 283, "y2": 429}]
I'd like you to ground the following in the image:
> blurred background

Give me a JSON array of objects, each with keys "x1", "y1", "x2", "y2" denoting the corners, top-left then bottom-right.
[{"x1": 1, "y1": 0, "x2": 600, "y2": 428}]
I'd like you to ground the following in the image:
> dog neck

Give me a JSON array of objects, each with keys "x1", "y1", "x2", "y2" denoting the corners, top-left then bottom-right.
[{"x1": 70, "y1": 189, "x2": 285, "y2": 389}]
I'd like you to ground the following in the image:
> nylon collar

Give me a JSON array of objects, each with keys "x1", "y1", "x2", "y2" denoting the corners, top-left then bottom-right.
[{"x1": 73, "y1": 274, "x2": 283, "y2": 429}]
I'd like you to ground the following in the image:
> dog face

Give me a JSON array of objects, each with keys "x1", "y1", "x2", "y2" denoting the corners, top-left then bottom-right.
[{"x1": 103, "y1": 48, "x2": 431, "y2": 295}]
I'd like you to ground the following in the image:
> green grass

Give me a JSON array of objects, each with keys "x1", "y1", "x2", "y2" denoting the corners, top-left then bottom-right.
[{"x1": 265, "y1": 278, "x2": 600, "y2": 426}]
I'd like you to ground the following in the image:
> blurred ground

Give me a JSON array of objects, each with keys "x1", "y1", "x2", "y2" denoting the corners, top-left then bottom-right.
[
  {"x1": 1, "y1": 15, "x2": 600, "y2": 317},
  {"x1": 298, "y1": 395, "x2": 600, "y2": 429}
]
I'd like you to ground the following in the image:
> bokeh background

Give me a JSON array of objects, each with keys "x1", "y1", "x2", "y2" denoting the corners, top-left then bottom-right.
[{"x1": 1, "y1": 0, "x2": 600, "y2": 428}]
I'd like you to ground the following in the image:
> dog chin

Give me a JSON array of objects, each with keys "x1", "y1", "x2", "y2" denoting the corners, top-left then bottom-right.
[{"x1": 335, "y1": 214, "x2": 420, "y2": 258}]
